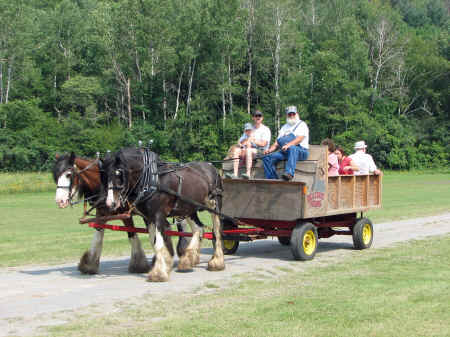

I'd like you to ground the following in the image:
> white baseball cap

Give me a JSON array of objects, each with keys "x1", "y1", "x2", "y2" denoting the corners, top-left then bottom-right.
[
  {"x1": 244, "y1": 123, "x2": 253, "y2": 131},
  {"x1": 354, "y1": 140, "x2": 368, "y2": 149}
]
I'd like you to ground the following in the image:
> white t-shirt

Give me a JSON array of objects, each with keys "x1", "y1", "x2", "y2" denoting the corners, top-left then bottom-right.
[
  {"x1": 349, "y1": 151, "x2": 377, "y2": 175},
  {"x1": 277, "y1": 121, "x2": 309, "y2": 149},
  {"x1": 239, "y1": 124, "x2": 271, "y2": 151}
]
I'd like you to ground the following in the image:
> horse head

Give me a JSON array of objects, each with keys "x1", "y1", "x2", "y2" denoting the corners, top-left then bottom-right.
[
  {"x1": 53, "y1": 152, "x2": 103, "y2": 208},
  {"x1": 53, "y1": 152, "x2": 79, "y2": 208},
  {"x1": 106, "y1": 147, "x2": 142, "y2": 211}
]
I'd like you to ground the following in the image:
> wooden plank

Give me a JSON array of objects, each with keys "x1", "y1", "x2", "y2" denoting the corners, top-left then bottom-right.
[
  {"x1": 340, "y1": 176, "x2": 353, "y2": 209},
  {"x1": 327, "y1": 177, "x2": 338, "y2": 210},
  {"x1": 222, "y1": 179, "x2": 304, "y2": 221},
  {"x1": 365, "y1": 175, "x2": 369, "y2": 207},
  {"x1": 337, "y1": 175, "x2": 341, "y2": 211},
  {"x1": 352, "y1": 175, "x2": 356, "y2": 209},
  {"x1": 326, "y1": 205, "x2": 381, "y2": 216}
]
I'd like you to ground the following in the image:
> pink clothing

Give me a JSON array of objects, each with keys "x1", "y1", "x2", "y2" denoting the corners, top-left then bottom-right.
[
  {"x1": 339, "y1": 156, "x2": 353, "y2": 175},
  {"x1": 328, "y1": 152, "x2": 339, "y2": 176}
]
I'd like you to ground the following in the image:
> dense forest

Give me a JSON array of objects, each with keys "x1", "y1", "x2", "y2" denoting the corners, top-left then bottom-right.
[{"x1": 0, "y1": 0, "x2": 448, "y2": 171}]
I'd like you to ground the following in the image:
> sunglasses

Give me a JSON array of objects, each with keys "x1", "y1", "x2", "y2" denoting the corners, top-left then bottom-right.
[
  {"x1": 253, "y1": 114, "x2": 262, "y2": 118},
  {"x1": 287, "y1": 113, "x2": 296, "y2": 116}
]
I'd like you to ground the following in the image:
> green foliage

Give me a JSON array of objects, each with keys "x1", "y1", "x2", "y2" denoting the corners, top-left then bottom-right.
[{"x1": 0, "y1": 0, "x2": 448, "y2": 171}]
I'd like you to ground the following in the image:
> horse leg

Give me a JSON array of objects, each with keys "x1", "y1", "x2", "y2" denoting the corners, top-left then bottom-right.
[
  {"x1": 177, "y1": 217, "x2": 202, "y2": 271},
  {"x1": 78, "y1": 228, "x2": 105, "y2": 274},
  {"x1": 148, "y1": 213, "x2": 174, "y2": 282},
  {"x1": 206, "y1": 199, "x2": 225, "y2": 271},
  {"x1": 125, "y1": 218, "x2": 150, "y2": 273},
  {"x1": 175, "y1": 217, "x2": 190, "y2": 258}
]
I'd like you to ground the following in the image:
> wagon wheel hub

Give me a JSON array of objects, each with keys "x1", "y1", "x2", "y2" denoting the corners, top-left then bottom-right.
[
  {"x1": 362, "y1": 223, "x2": 372, "y2": 245},
  {"x1": 303, "y1": 230, "x2": 317, "y2": 255}
]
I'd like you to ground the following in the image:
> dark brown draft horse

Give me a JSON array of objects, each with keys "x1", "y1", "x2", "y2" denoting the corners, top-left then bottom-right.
[
  {"x1": 53, "y1": 152, "x2": 151, "y2": 274},
  {"x1": 106, "y1": 147, "x2": 225, "y2": 282}
]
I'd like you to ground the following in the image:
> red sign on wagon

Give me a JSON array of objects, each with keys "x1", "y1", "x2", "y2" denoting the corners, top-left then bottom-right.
[{"x1": 307, "y1": 191, "x2": 324, "y2": 208}]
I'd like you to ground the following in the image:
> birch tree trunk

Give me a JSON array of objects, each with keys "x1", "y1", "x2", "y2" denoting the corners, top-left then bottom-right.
[
  {"x1": 135, "y1": 47, "x2": 144, "y2": 120},
  {"x1": 5, "y1": 63, "x2": 12, "y2": 104},
  {"x1": 246, "y1": 0, "x2": 255, "y2": 114},
  {"x1": 273, "y1": 5, "x2": 282, "y2": 131},
  {"x1": 127, "y1": 78, "x2": 132, "y2": 129},
  {"x1": 369, "y1": 18, "x2": 402, "y2": 95},
  {"x1": 186, "y1": 58, "x2": 196, "y2": 115},
  {"x1": 54, "y1": 73, "x2": 61, "y2": 120},
  {"x1": 222, "y1": 56, "x2": 226, "y2": 128},
  {"x1": 163, "y1": 77, "x2": 167, "y2": 128},
  {"x1": 228, "y1": 55, "x2": 233, "y2": 114},
  {"x1": 174, "y1": 68, "x2": 184, "y2": 119},
  {"x1": 0, "y1": 63, "x2": 3, "y2": 104}
]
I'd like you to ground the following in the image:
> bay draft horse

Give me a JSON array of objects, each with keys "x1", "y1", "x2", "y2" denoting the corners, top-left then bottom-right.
[
  {"x1": 105, "y1": 147, "x2": 225, "y2": 282},
  {"x1": 53, "y1": 152, "x2": 151, "y2": 274}
]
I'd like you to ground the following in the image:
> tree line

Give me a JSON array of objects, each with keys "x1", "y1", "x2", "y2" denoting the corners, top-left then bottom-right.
[{"x1": 0, "y1": 0, "x2": 448, "y2": 171}]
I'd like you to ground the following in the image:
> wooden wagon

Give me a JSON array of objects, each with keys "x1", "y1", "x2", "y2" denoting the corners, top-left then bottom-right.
[
  {"x1": 218, "y1": 144, "x2": 382, "y2": 260},
  {"x1": 87, "y1": 145, "x2": 381, "y2": 261}
]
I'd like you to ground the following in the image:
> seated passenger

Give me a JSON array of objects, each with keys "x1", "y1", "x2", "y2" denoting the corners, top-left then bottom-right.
[
  {"x1": 225, "y1": 110, "x2": 271, "y2": 179},
  {"x1": 262, "y1": 105, "x2": 309, "y2": 181},
  {"x1": 321, "y1": 138, "x2": 339, "y2": 177},
  {"x1": 335, "y1": 146, "x2": 358, "y2": 175},
  {"x1": 349, "y1": 141, "x2": 381, "y2": 175}
]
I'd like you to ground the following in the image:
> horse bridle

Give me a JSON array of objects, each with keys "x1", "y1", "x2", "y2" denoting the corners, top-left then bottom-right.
[
  {"x1": 57, "y1": 159, "x2": 100, "y2": 206},
  {"x1": 108, "y1": 168, "x2": 131, "y2": 207}
]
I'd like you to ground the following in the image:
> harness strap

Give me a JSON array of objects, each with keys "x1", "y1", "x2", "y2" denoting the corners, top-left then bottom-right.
[{"x1": 172, "y1": 173, "x2": 184, "y2": 211}]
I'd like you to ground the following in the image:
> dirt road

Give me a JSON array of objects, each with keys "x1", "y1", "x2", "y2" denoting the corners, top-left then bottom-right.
[{"x1": 1, "y1": 213, "x2": 449, "y2": 336}]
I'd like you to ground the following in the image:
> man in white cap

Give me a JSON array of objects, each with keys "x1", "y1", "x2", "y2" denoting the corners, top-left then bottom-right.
[
  {"x1": 349, "y1": 140, "x2": 381, "y2": 175},
  {"x1": 263, "y1": 105, "x2": 309, "y2": 181},
  {"x1": 226, "y1": 110, "x2": 271, "y2": 179}
]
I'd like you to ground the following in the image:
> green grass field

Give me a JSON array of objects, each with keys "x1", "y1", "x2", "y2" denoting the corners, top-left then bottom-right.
[
  {"x1": 0, "y1": 171, "x2": 449, "y2": 267},
  {"x1": 46, "y1": 235, "x2": 450, "y2": 337},
  {"x1": 0, "y1": 172, "x2": 55, "y2": 194}
]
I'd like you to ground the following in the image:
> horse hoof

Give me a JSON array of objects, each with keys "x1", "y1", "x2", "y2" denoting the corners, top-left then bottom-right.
[
  {"x1": 78, "y1": 252, "x2": 99, "y2": 275},
  {"x1": 177, "y1": 256, "x2": 193, "y2": 272},
  {"x1": 128, "y1": 261, "x2": 151, "y2": 274},
  {"x1": 147, "y1": 271, "x2": 169, "y2": 282},
  {"x1": 192, "y1": 254, "x2": 200, "y2": 266},
  {"x1": 207, "y1": 259, "x2": 225, "y2": 272}
]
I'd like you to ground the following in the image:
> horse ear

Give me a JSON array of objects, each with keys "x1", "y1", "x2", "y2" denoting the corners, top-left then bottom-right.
[
  {"x1": 69, "y1": 152, "x2": 76, "y2": 165},
  {"x1": 114, "y1": 152, "x2": 121, "y2": 166}
]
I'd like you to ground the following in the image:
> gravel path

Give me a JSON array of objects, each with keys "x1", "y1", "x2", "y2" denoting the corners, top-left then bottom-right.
[{"x1": 1, "y1": 213, "x2": 450, "y2": 336}]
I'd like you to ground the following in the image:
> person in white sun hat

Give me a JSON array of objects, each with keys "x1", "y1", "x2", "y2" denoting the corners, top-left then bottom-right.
[{"x1": 349, "y1": 140, "x2": 382, "y2": 175}]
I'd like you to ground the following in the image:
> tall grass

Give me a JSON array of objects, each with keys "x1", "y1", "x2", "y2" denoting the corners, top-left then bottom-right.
[{"x1": 0, "y1": 172, "x2": 54, "y2": 194}]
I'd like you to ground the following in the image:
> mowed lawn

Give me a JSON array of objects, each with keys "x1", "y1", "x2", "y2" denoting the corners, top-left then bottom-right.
[
  {"x1": 0, "y1": 171, "x2": 449, "y2": 267},
  {"x1": 47, "y1": 235, "x2": 450, "y2": 337}
]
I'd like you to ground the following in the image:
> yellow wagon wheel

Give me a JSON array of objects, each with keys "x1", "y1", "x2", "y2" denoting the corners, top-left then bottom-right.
[
  {"x1": 352, "y1": 218, "x2": 374, "y2": 250},
  {"x1": 218, "y1": 220, "x2": 240, "y2": 255},
  {"x1": 223, "y1": 238, "x2": 239, "y2": 255},
  {"x1": 290, "y1": 222, "x2": 318, "y2": 261}
]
